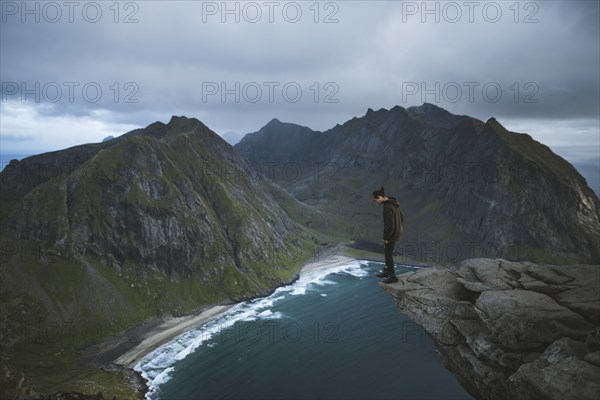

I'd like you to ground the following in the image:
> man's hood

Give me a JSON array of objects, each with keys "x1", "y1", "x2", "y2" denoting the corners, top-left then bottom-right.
[{"x1": 385, "y1": 197, "x2": 400, "y2": 207}]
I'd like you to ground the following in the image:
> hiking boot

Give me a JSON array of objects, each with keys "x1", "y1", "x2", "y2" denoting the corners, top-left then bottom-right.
[
  {"x1": 382, "y1": 275, "x2": 399, "y2": 284},
  {"x1": 376, "y1": 270, "x2": 393, "y2": 278}
]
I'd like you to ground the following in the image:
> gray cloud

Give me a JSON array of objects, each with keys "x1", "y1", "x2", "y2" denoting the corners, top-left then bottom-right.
[{"x1": 1, "y1": 0, "x2": 598, "y2": 146}]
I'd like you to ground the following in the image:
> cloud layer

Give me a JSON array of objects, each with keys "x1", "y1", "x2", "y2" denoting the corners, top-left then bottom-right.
[{"x1": 1, "y1": 0, "x2": 598, "y2": 175}]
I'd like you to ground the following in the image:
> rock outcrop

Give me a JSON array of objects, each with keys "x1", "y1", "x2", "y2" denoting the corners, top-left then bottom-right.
[{"x1": 381, "y1": 258, "x2": 600, "y2": 400}]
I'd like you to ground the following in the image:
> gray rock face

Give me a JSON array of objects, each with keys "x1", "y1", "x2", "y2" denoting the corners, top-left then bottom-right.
[
  {"x1": 381, "y1": 258, "x2": 600, "y2": 400},
  {"x1": 235, "y1": 104, "x2": 600, "y2": 264}
]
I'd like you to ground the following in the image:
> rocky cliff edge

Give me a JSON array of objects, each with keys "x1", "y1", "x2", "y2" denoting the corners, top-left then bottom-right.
[{"x1": 381, "y1": 258, "x2": 600, "y2": 400}]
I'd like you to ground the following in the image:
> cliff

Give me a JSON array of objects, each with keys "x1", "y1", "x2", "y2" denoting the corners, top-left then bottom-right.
[{"x1": 381, "y1": 258, "x2": 600, "y2": 400}]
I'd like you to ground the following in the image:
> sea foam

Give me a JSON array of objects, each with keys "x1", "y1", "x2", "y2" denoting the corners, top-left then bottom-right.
[{"x1": 135, "y1": 259, "x2": 370, "y2": 399}]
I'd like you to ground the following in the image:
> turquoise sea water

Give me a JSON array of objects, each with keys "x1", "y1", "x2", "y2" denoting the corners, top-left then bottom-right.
[{"x1": 136, "y1": 261, "x2": 473, "y2": 400}]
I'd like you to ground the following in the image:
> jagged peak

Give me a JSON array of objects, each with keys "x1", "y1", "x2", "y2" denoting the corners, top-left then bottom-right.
[
  {"x1": 166, "y1": 115, "x2": 207, "y2": 130},
  {"x1": 146, "y1": 120, "x2": 166, "y2": 129},
  {"x1": 408, "y1": 102, "x2": 451, "y2": 116},
  {"x1": 485, "y1": 116, "x2": 498, "y2": 123},
  {"x1": 406, "y1": 103, "x2": 474, "y2": 129},
  {"x1": 131, "y1": 115, "x2": 212, "y2": 142},
  {"x1": 483, "y1": 117, "x2": 512, "y2": 135},
  {"x1": 260, "y1": 118, "x2": 300, "y2": 132},
  {"x1": 171, "y1": 115, "x2": 205, "y2": 122},
  {"x1": 359, "y1": 103, "x2": 460, "y2": 122},
  {"x1": 391, "y1": 105, "x2": 408, "y2": 113},
  {"x1": 407, "y1": 103, "x2": 476, "y2": 122},
  {"x1": 266, "y1": 117, "x2": 282, "y2": 126},
  {"x1": 484, "y1": 117, "x2": 539, "y2": 151},
  {"x1": 365, "y1": 107, "x2": 391, "y2": 117},
  {"x1": 259, "y1": 118, "x2": 315, "y2": 133}
]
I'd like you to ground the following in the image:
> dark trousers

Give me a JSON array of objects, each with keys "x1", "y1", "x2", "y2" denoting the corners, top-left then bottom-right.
[{"x1": 384, "y1": 241, "x2": 396, "y2": 274}]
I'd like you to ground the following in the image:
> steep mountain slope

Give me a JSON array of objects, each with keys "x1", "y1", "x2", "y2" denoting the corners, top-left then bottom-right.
[
  {"x1": 0, "y1": 116, "x2": 330, "y2": 397},
  {"x1": 235, "y1": 104, "x2": 600, "y2": 264}
]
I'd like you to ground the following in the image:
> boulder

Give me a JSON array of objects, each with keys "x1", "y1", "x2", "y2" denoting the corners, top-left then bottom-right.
[
  {"x1": 475, "y1": 289, "x2": 594, "y2": 348},
  {"x1": 381, "y1": 258, "x2": 600, "y2": 400}
]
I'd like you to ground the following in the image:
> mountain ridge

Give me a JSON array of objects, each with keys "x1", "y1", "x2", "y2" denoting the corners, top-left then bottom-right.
[{"x1": 235, "y1": 104, "x2": 600, "y2": 264}]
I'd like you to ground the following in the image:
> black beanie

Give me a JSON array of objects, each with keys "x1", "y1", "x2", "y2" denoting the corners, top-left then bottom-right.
[{"x1": 372, "y1": 186, "x2": 385, "y2": 198}]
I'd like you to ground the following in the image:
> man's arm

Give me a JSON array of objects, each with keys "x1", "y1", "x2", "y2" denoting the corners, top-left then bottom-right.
[{"x1": 383, "y1": 206, "x2": 395, "y2": 242}]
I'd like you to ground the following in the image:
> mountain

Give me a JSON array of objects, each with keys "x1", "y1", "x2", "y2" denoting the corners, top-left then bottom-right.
[
  {"x1": 0, "y1": 116, "x2": 331, "y2": 397},
  {"x1": 3, "y1": 106, "x2": 599, "y2": 397},
  {"x1": 381, "y1": 258, "x2": 600, "y2": 400},
  {"x1": 235, "y1": 104, "x2": 600, "y2": 264}
]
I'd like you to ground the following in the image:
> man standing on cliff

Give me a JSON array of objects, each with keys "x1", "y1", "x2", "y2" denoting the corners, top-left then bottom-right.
[{"x1": 372, "y1": 187, "x2": 403, "y2": 283}]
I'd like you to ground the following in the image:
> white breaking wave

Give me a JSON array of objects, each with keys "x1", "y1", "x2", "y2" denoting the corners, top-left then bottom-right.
[
  {"x1": 135, "y1": 259, "x2": 370, "y2": 399},
  {"x1": 397, "y1": 264, "x2": 422, "y2": 270}
]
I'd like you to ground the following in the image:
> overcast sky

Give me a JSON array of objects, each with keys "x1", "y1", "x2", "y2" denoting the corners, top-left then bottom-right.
[{"x1": 1, "y1": 0, "x2": 598, "y2": 191}]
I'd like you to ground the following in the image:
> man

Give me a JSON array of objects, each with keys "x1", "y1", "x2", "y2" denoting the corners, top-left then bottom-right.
[{"x1": 372, "y1": 187, "x2": 403, "y2": 283}]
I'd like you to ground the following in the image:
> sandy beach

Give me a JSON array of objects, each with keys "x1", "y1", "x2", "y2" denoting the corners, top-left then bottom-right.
[
  {"x1": 109, "y1": 255, "x2": 357, "y2": 369},
  {"x1": 113, "y1": 304, "x2": 232, "y2": 368},
  {"x1": 299, "y1": 255, "x2": 357, "y2": 277}
]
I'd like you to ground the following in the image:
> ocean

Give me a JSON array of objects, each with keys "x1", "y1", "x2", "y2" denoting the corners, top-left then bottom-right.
[{"x1": 135, "y1": 260, "x2": 473, "y2": 400}]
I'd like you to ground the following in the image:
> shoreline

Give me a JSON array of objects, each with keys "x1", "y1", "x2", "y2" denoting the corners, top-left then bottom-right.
[
  {"x1": 113, "y1": 304, "x2": 233, "y2": 368},
  {"x1": 94, "y1": 255, "x2": 358, "y2": 371}
]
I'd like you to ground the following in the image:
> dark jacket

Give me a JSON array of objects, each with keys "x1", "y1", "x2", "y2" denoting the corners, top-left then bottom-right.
[{"x1": 383, "y1": 197, "x2": 404, "y2": 242}]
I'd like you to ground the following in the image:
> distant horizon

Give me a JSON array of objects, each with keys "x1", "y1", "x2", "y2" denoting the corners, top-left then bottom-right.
[
  {"x1": 2, "y1": 101, "x2": 598, "y2": 149},
  {"x1": 2, "y1": 105, "x2": 598, "y2": 197},
  {"x1": 2, "y1": 1, "x2": 598, "y2": 171}
]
